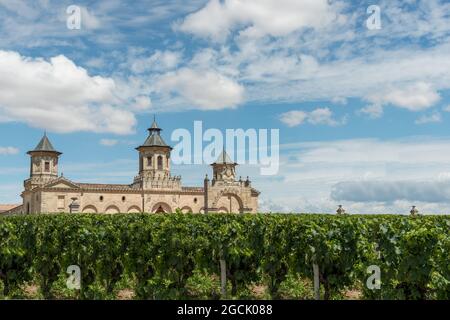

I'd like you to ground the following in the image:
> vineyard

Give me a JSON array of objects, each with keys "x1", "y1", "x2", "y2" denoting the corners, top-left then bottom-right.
[{"x1": 0, "y1": 213, "x2": 448, "y2": 300}]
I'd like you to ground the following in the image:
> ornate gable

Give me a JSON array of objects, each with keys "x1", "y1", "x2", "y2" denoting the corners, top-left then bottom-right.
[{"x1": 43, "y1": 177, "x2": 80, "y2": 189}]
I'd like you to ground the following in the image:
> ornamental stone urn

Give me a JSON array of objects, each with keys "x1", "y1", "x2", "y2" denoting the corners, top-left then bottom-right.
[
  {"x1": 336, "y1": 205, "x2": 346, "y2": 215},
  {"x1": 410, "y1": 206, "x2": 419, "y2": 216}
]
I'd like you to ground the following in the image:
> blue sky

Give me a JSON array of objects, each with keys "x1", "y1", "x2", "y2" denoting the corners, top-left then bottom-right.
[{"x1": 1, "y1": 0, "x2": 450, "y2": 213}]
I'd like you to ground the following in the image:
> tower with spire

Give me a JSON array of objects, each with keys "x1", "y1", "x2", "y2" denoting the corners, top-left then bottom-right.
[
  {"x1": 25, "y1": 132, "x2": 62, "y2": 190},
  {"x1": 211, "y1": 149, "x2": 237, "y2": 184},
  {"x1": 134, "y1": 116, "x2": 181, "y2": 190},
  {"x1": 203, "y1": 149, "x2": 259, "y2": 213}
]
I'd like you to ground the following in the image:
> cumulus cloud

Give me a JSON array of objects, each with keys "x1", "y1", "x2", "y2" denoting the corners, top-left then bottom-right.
[
  {"x1": 170, "y1": 0, "x2": 450, "y2": 117},
  {"x1": 366, "y1": 82, "x2": 440, "y2": 112},
  {"x1": 331, "y1": 180, "x2": 450, "y2": 203},
  {"x1": 0, "y1": 146, "x2": 19, "y2": 155},
  {"x1": 130, "y1": 50, "x2": 182, "y2": 74},
  {"x1": 259, "y1": 198, "x2": 293, "y2": 213},
  {"x1": 415, "y1": 112, "x2": 442, "y2": 124},
  {"x1": 359, "y1": 104, "x2": 384, "y2": 119},
  {"x1": 0, "y1": 51, "x2": 136, "y2": 134},
  {"x1": 131, "y1": 95, "x2": 152, "y2": 111},
  {"x1": 156, "y1": 67, "x2": 244, "y2": 110},
  {"x1": 286, "y1": 138, "x2": 450, "y2": 164},
  {"x1": 279, "y1": 108, "x2": 344, "y2": 127},
  {"x1": 79, "y1": 6, "x2": 101, "y2": 30},
  {"x1": 99, "y1": 139, "x2": 118, "y2": 147},
  {"x1": 177, "y1": 0, "x2": 340, "y2": 41},
  {"x1": 254, "y1": 137, "x2": 450, "y2": 213}
]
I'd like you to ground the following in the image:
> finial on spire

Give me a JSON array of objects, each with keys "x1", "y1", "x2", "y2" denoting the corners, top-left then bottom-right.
[{"x1": 149, "y1": 115, "x2": 162, "y2": 132}]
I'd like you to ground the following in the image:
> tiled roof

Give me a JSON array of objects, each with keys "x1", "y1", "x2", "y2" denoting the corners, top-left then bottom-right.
[
  {"x1": 141, "y1": 133, "x2": 170, "y2": 148},
  {"x1": 0, "y1": 204, "x2": 21, "y2": 213},
  {"x1": 28, "y1": 133, "x2": 61, "y2": 154},
  {"x1": 76, "y1": 183, "x2": 135, "y2": 190},
  {"x1": 138, "y1": 117, "x2": 171, "y2": 148}
]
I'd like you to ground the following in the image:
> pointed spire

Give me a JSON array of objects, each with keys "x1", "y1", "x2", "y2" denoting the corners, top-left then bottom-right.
[
  {"x1": 213, "y1": 149, "x2": 234, "y2": 164},
  {"x1": 28, "y1": 133, "x2": 61, "y2": 155},
  {"x1": 137, "y1": 115, "x2": 172, "y2": 149},
  {"x1": 149, "y1": 115, "x2": 161, "y2": 132}
]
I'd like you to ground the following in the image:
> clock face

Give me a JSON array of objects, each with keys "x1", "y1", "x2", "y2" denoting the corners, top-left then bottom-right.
[{"x1": 225, "y1": 168, "x2": 232, "y2": 177}]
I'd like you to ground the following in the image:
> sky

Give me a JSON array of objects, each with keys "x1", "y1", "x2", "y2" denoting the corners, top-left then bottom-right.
[{"x1": 1, "y1": 0, "x2": 450, "y2": 214}]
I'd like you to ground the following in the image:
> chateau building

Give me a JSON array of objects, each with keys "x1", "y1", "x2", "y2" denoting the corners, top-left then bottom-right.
[{"x1": 7, "y1": 119, "x2": 259, "y2": 214}]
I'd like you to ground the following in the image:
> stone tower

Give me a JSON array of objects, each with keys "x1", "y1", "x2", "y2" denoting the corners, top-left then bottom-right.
[
  {"x1": 134, "y1": 117, "x2": 181, "y2": 190},
  {"x1": 211, "y1": 149, "x2": 237, "y2": 184},
  {"x1": 204, "y1": 150, "x2": 259, "y2": 213},
  {"x1": 25, "y1": 133, "x2": 62, "y2": 190}
]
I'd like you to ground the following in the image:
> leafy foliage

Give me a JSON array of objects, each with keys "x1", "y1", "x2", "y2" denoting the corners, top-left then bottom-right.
[{"x1": 0, "y1": 213, "x2": 448, "y2": 299}]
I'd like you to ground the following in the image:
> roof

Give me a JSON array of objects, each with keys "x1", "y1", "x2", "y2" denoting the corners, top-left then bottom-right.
[
  {"x1": 141, "y1": 133, "x2": 170, "y2": 148},
  {"x1": 76, "y1": 183, "x2": 136, "y2": 191},
  {"x1": 28, "y1": 133, "x2": 61, "y2": 154},
  {"x1": 0, "y1": 204, "x2": 21, "y2": 213},
  {"x1": 137, "y1": 117, "x2": 171, "y2": 149},
  {"x1": 213, "y1": 150, "x2": 235, "y2": 164},
  {"x1": 150, "y1": 118, "x2": 161, "y2": 130}
]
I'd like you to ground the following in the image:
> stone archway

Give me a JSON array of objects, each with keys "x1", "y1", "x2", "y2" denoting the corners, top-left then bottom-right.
[
  {"x1": 127, "y1": 205, "x2": 141, "y2": 213},
  {"x1": 151, "y1": 202, "x2": 172, "y2": 213},
  {"x1": 82, "y1": 205, "x2": 98, "y2": 213},
  {"x1": 105, "y1": 205, "x2": 120, "y2": 214},
  {"x1": 213, "y1": 193, "x2": 244, "y2": 213},
  {"x1": 180, "y1": 206, "x2": 193, "y2": 213}
]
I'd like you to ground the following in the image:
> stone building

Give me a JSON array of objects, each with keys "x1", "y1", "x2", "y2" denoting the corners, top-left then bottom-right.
[{"x1": 7, "y1": 119, "x2": 259, "y2": 214}]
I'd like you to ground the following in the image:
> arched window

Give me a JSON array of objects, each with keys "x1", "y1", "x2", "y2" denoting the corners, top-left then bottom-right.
[
  {"x1": 157, "y1": 156, "x2": 163, "y2": 170},
  {"x1": 44, "y1": 161, "x2": 50, "y2": 172},
  {"x1": 147, "y1": 156, "x2": 152, "y2": 167}
]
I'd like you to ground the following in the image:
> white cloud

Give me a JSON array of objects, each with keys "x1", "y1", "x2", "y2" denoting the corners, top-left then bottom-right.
[
  {"x1": 130, "y1": 50, "x2": 182, "y2": 74},
  {"x1": 331, "y1": 179, "x2": 450, "y2": 204},
  {"x1": 279, "y1": 108, "x2": 344, "y2": 127},
  {"x1": 0, "y1": 50, "x2": 136, "y2": 134},
  {"x1": 415, "y1": 112, "x2": 442, "y2": 124},
  {"x1": 308, "y1": 108, "x2": 344, "y2": 126},
  {"x1": 156, "y1": 67, "x2": 244, "y2": 110},
  {"x1": 359, "y1": 104, "x2": 384, "y2": 119},
  {"x1": 131, "y1": 95, "x2": 152, "y2": 111},
  {"x1": 177, "y1": 0, "x2": 340, "y2": 41},
  {"x1": 279, "y1": 110, "x2": 307, "y2": 127},
  {"x1": 249, "y1": 137, "x2": 450, "y2": 213},
  {"x1": 80, "y1": 6, "x2": 101, "y2": 30},
  {"x1": 99, "y1": 139, "x2": 119, "y2": 147},
  {"x1": 0, "y1": 146, "x2": 19, "y2": 155},
  {"x1": 169, "y1": 0, "x2": 450, "y2": 116},
  {"x1": 283, "y1": 138, "x2": 450, "y2": 164},
  {"x1": 367, "y1": 82, "x2": 441, "y2": 112},
  {"x1": 443, "y1": 105, "x2": 450, "y2": 112}
]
